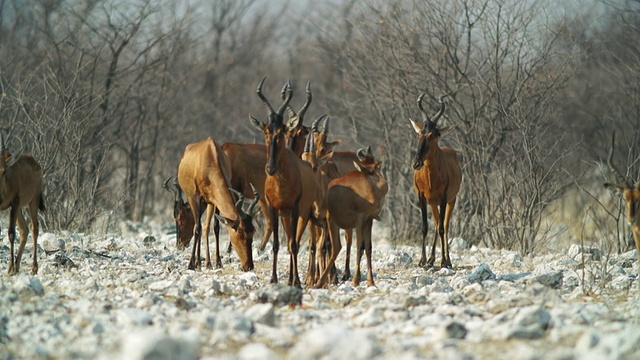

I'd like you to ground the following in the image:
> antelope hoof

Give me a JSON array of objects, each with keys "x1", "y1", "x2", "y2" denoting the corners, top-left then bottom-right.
[
  {"x1": 341, "y1": 272, "x2": 350, "y2": 282},
  {"x1": 292, "y1": 278, "x2": 302, "y2": 289},
  {"x1": 32, "y1": 265, "x2": 38, "y2": 275},
  {"x1": 214, "y1": 262, "x2": 223, "y2": 270},
  {"x1": 419, "y1": 260, "x2": 434, "y2": 269}
]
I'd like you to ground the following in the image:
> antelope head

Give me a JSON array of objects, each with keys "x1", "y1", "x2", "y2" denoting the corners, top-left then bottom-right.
[
  {"x1": 409, "y1": 94, "x2": 451, "y2": 170},
  {"x1": 283, "y1": 81, "x2": 313, "y2": 156},
  {"x1": 311, "y1": 115, "x2": 341, "y2": 157},
  {"x1": 249, "y1": 77, "x2": 295, "y2": 176},
  {"x1": 215, "y1": 184, "x2": 261, "y2": 271},
  {"x1": 356, "y1": 145, "x2": 375, "y2": 165},
  {"x1": 604, "y1": 133, "x2": 640, "y2": 227},
  {"x1": 163, "y1": 176, "x2": 195, "y2": 250}
]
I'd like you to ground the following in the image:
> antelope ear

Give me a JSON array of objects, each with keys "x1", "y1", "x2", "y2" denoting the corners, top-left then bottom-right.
[
  {"x1": 440, "y1": 125, "x2": 454, "y2": 136},
  {"x1": 249, "y1": 114, "x2": 265, "y2": 131},
  {"x1": 318, "y1": 150, "x2": 334, "y2": 165},
  {"x1": 409, "y1": 118, "x2": 422, "y2": 133},
  {"x1": 324, "y1": 140, "x2": 341, "y2": 153},
  {"x1": 214, "y1": 212, "x2": 239, "y2": 229}
]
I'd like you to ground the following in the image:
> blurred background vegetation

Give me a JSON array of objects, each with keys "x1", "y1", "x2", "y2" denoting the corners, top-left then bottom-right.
[{"x1": 1, "y1": 0, "x2": 639, "y2": 256}]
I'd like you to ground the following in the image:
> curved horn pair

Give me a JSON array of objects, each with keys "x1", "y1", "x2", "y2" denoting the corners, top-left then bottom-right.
[
  {"x1": 311, "y1": 114, "x2": 329, "y2": 133},
  {"x1": 230, "y1": 185, "x2": 261, "y2": 217},
  {"x1": 257, "y1": 77, "x2": 293, "y2": 123},
  {"x1": 282, "y1": 81, "x2": 312, "y2": 123},
  {"x1": 417, "y1": 93, "x2": 448, "y2": 125}
]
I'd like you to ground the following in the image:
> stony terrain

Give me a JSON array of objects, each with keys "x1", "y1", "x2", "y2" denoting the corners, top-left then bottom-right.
[{"x1": 1, "y1": 219, "x2": 639, "y2": 360}]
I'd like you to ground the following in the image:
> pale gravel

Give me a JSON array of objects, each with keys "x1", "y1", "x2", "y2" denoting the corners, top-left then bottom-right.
[{"x1": 0, "y1": 218, "x2": 639, "y2": 360}]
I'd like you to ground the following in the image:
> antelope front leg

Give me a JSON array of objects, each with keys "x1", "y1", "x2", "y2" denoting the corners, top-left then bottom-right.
[
  {"x1": 418, "y1": 196, "x2": 431, "y2": 268},
  {"x1": 7, "y1": 205, "x2": 19, "y2": 275},
  {"x1": 365, "y1": 219, "x2": 375, "y2": 287},
  {"x1": 306, "y1": 225, "x2": 318, "y2": 288},
  {"x1": 203, "y1": 205, "x2": 218, "y2": 269},
  {"x1": 269, "y1": 206, "x2": 279, "y2": 284},
  {"x1": 441, "y1": 200, "x2": 456, "y2": 269},
  {"x1": 342, "y1": 229, "x2": 353, "y2": 281},
  {"x1": 7, "y1": 229, "x2": 15, "y2": 275},
  {"x1": 289, "y1": 204, "x2": 302, "y2": 289}
]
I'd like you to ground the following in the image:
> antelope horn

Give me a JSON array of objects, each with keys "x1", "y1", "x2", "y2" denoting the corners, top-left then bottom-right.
[
  {"x1": 432, "y1": 94, "x2": 449, "y2": 124},
  {"x1": 311, "y1": 114, "x2": 327, "y2": 133},
  {"x1": 163, "y1": 176, "x2": 177, "y2": 195},
  {"x1": 281, "y1": 82, "x2": 297, "y2": 119},
  {"x1": 608, "y1": 132, "x2": 628, "y2": 185},
  {"x1": 275, "y1": 79, "x2": 293, "y2": 116},
  {"x1": 303, "y1": 130, "x2": 312, "y2": 154},
  {"x1": 247, "y1": 183, "x2": 260, "y2": 215},
  {"x1": 256, "y1": 76, "x2": 275, "y2": 117},
  {"x1": 229, "y1": 188, "x2": 245, "y2": 209},
  {"x1": 0, "y1": 132, "x2": 5, "y2": 155},
  {"x1": 308, "y1": 128, "x2": 316, "y2": 154},
  {"x1": 298, "y1": 81, "x2": 312, "y2": 121},
  {"x1": 322, "y1": 116, "x2": 330, "y2": 135},
  {"x1": 417, "y1": 93, "x2": 429, "y2": 117}
]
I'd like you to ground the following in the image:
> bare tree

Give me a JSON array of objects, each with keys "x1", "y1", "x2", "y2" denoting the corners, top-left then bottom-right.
[{"x1": 315, "y1": 0, "x2": 581, "y2": 254}]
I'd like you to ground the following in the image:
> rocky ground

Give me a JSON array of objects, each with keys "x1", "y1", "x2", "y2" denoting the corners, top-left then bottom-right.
[{"x1": 1, "y1": 219, "x2": 639, "y2": 360}]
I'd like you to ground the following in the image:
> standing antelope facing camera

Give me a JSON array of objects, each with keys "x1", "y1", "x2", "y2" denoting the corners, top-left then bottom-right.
[
  {"x1": 604, "y1": 133, "x2": 640, "y2": 271},
  {"x1": 250, "y1": 77, "x2": 304, "y2": 288},
  {"x1": 177, "y1": 137, "x2": 259, "y2": 271},
  {"x1": 409, "y1": 94, "x2": 462, "y2": 269},
  {"x1": 0, "y1": 133, "x2": 45, "y2": 275}
]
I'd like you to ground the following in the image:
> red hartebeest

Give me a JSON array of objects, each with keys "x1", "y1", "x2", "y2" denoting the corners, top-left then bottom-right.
[
  {"x1": 177, "y1": 137, "x2": 259, "y2": 271},
  {"x1": 249, "y1": 77, "x2": 305, "y2": 287},
  {"x1": 0, "y1": 133, "x2": 45, "y2": 275},
  {"x1": 409, "y1": 94, "x2": 462, "y2": 269},
  {"x1": 312, "y1": 115, "x2": 377, "y2": 281},
  {"x1": 604, "y1": 133, "x2": 640, "y2": 271},
  {"x1": 320, "y1": 160, "x2": 388, "y2": 287},
  {"x1": 299, "y1": 129, "x2": 337, "y2": 287}
]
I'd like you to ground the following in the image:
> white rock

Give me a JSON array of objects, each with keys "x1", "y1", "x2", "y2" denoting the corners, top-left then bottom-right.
[{"x1": 288, "y1": 323, "x2": 380, "y2": 360}]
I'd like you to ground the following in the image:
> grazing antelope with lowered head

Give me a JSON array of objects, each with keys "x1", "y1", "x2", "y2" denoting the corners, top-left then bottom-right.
[
  {"x1": 0, "y1": 133, "x2": 45, "y2": 275},
  {"x1": 320, "y1": 159, "x2": 388, "y2": 287},
  {"x1": 604, "y1": 133, "x2": 640, "y2": 270},
  {"x1": 163, "y1": 176, "x2": 198, "y2": 250},
  {"x1": 250, "y1": 77, "x2": 305, "y2": 287},
  {"x1": 177, "y1": 137, "x2": 259, "y2": 271},
  {"x1": 409, "y1": 94, "x2": 462, "y2": 269}
]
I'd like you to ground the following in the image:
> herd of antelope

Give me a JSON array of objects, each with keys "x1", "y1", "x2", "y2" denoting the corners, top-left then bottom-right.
[
  {"x1": 2, "y1": 78, "x2": 639, "y2": 291},
  {"x1": 164, "y1": 78, "x2": 461, "y2": 289}
]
